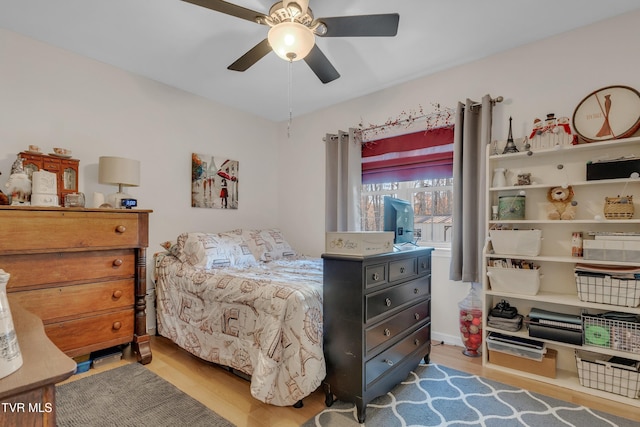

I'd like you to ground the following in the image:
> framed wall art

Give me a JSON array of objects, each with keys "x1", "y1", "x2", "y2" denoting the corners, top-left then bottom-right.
[
  {"x1": 191, "y1": 153, "x2": 238, "y2": 209},
  {"x1": 572, "y1": 85, "x2": 640, "y2": 142}
]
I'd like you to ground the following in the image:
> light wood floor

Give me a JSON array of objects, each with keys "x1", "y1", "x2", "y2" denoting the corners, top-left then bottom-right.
[{"x1": 61, "y1": 337, "x2": 639, "y2": 426}]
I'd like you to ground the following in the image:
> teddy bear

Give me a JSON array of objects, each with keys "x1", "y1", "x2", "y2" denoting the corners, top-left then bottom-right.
[{"x1": 546, "y1": 186, "x2": 577, "y2": 220}]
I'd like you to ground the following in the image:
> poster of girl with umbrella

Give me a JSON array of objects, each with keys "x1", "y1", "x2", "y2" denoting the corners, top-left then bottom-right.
[{"x1": 191, "y1": 153, "x2": 238, "y2": 209}]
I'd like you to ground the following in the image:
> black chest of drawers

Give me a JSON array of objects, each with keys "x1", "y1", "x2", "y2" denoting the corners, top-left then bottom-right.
[{"x1": 322, "y1": 247, "x2": 433, "y2": 423}]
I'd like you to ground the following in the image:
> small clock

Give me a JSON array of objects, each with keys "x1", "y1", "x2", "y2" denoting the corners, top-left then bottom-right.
[
  {"x1": 120, "y1": 198, "x2": 138, "y2": 209},
  {"x1": 572, "y1": 85, "x2": 640, "y2": 142}
]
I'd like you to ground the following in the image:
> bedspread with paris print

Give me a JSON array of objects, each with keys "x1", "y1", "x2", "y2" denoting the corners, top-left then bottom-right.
[{"x1": 155, "y1": 253, "x2": 325, "y2": 406}]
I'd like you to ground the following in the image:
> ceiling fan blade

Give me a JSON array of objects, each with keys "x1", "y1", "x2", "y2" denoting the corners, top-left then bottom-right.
[
  {"x1": 227, "y1": 38, "x2": 272, "y2": 71},
  {"x1": 182, "y1": 0, "x2": 265, "y2": 24},
  {"x1": 317, "y1": 13, "x2": 399, "y2": 37},
  {"x1": 304, "y1": 45, "x2": 340, "y2": 84}
]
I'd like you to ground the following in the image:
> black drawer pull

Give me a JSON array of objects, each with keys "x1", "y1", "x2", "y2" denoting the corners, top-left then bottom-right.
[
  {"x1": 400, "y1": 267, "x2": 405, "y2": 273},
  {"x1": 384, "y1": 328, "x2": 391, "y2": 337},
  {"x1": 372, "y1": 273, "x2": 380, "y2": 281},
  {"x1": 385, "y1": 298, "x2": 392, "y2": 307},
  {"x1": 414, "y1": 339, "x2": 420, "y2": 346},
  {"x1": 414, "y1": 313, "x2": 420, "y2": 320},
  {"x1": 383, "y1": 359, "x2": 394, "y2": 366},
  {"x1": 414, "y1": 288, "x2": 419, "y2": 294}
]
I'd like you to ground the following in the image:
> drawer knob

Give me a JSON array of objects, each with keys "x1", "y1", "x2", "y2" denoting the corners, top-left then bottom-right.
[
  {"x1": 421, "y1": 262, "x2": 427, "y2": 269},
  {"x1": 385, "y1": 298, "x2": 392, "y2": 307},
  {"x1": 112, "y1": 321, "x2": 122, "y2": 330},
  {"x1": 115, "y1": 225, "x2": 127, "y2": 233},
  {"x1": 384, "y1": 328, "x2": 391, "y2": 337},
  {"x1": 414, "y1": 339, "x2": 420, "y2": 346},
  {"x1": 400, "y1": 267, "x2": 405, "y2": 274},
  {"x1": 112, "y1": 290, "x2": 123, "y2": 299},
  {"x1": 372, "y1": 273, "x2": 379, "y2": 281},
  {"x1": 414, "y1": 313, "x2": 420, "y2": 320},
  {"x1": 113, "y1": 258, "x2": 123, "y2": 267},
  {"x1": 383, "y1": 359, "x2": 394, "y2": 366},
  {"x1": 414, "y1": 288, "x2": 419, "y2": 294}
]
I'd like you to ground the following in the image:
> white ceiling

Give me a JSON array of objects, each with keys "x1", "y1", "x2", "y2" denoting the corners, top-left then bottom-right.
[{"x1": 2, "y1": 0, "x2": 640, "y2": 122}]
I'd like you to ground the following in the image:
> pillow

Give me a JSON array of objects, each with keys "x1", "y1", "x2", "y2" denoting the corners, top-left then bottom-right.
[
  {"x1": 172, "y1": 232, "x2": 257, "y2": 269},
  {"x1": 243, "y1": 228, "x2": 296, "y2": 261}
]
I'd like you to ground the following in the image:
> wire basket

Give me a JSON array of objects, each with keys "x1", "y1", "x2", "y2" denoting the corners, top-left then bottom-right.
[
  {"x1": 604, "y1": 196, "x2": 634, "y2": 219},
  {"x1": 576, "y1": 351, "x2": 640, "y2": 399},
  {"x1": 575, "y1": 273, "x2": 640, "y2": 307},
  {"x1": 582, "y1": 314, "x2": 640, "y2": 354}
]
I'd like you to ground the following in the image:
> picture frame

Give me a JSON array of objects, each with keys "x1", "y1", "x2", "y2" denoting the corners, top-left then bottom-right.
[
  {"x1": 572, "y1": 85, "x2": 640, "y2": 142},
  {"x1": 191, "y1": 153, "x2": 238, "y2": 209}
]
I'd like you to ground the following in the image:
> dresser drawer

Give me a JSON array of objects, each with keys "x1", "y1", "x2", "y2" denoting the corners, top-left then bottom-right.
[
  {"x1": 365, "y1": 263, "x2": 387, "y2": 288},
  {"x1": 418, "y1": 255, "x2": 431, "y2": 275},
  {"x1": 10, "y1": 279, "x2": 134, "y2": 323},
  {"x1": 365, "y1": 323, "x2": 430, "y2": 388},
  {"x1": 388, "y1": 258, "x2": 417, "y2": 282},
  {"x1": 0, "y1": 210, "x2": 144, "y2": 252},
  {"x1": 366, "y1": 276, "x2": 430, "y2": 322},
  {"x1": 365, "y1": 299, "x2": 431, "y2": 354},
  {"x1": 45, "y1": 309, "x2": 135, "y2": 356},
  {"x1": 2, "y1": 250, "x2": 135, "y2": 291}
]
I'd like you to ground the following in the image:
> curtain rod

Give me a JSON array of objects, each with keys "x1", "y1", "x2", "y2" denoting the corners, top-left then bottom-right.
[
  {"x1": 358, "y1": 108, "x2": 455, "y2": 134},
  {"x1": 323, "y1": 96, "x2": 504, "y2": 142},
  {"x1": 356, "y1": 96, "x2": 504, "y2": 135},
  {"x1": 467, "y1": 95, "x2": 504, "y2": 109}
]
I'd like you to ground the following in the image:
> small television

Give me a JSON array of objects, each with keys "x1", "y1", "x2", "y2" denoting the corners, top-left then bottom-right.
[{"x1": 383, "y1": 196, "x2": 415, "y2": 245}]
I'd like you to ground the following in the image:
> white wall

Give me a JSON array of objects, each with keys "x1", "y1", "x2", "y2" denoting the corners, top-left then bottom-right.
[
  {"x1": 0, "y1": 29, "x2": 280, "y2": 274},
  {"x1": 276, "y1": 10, "x2": 640, "y2": 344}
]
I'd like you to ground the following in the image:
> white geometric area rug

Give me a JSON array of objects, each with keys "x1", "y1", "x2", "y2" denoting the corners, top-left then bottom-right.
[{"x1": 302, "y1": 364, "x2": 637, "y2": 427}]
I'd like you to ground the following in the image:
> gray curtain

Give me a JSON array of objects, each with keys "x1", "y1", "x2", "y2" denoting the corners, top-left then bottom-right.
[
  {"x1": 449, "y1": 95, "x2": 494, "y2": 283},
  {"x1": 325, "y1": 129, "x2": 361, "y2": 232}
]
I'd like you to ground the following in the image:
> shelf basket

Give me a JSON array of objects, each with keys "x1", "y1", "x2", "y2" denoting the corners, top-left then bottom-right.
[
  {"x1": 604, "y1": 196, "x2": 634, "y2": 219},
  {"x1": 582, "y1": 314, "x2": 640, "y2": 354},
  {"x1": 575, "y1": 273, "x2": 640, "y2": 308},
  {"x1": 576, "y1": 351, "x2": 640, "y2": 399}
]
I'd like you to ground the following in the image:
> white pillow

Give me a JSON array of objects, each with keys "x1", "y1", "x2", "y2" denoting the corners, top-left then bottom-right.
[
  {"x1": 173, "y1": 232, "x2": 257, "y2": 269},
  {"x1": 243, "y1": 228, "x2": 296, "y2": 262}
]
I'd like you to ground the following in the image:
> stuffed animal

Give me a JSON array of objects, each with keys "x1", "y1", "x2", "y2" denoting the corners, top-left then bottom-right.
[{"x1": 546, "y1": 186, "x2": 576, "y2": 220}]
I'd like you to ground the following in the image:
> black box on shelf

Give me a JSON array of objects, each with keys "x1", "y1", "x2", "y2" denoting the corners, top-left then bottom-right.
[
  {"x1": 586, "y1": 158, "x2": 640, "y2": 181},
  {"x1": 527, "y1": 308, "x2": 583, "y2": 345}
]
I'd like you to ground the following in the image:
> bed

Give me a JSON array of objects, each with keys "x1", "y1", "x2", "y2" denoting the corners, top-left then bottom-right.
[{"x1": 153, "y1": 228, "x2": 325, "y2": 407}]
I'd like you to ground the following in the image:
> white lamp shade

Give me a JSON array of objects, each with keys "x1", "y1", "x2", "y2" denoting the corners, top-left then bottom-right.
[
  {"x1": 268, "y1": 21, "x2": 315, "y2": 61},
  {"x1": 99, "y1": 156, "x2": 140, "y2": 187}
]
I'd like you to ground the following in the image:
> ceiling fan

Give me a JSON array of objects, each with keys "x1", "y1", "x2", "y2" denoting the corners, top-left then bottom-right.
[{"x1": 182, "y1": 0, "x2": 400, "y2": 83}]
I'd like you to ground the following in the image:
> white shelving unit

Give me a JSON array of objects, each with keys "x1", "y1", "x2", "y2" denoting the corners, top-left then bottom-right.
[{"x1": 482, "y1": 136, "x2": 640, "y2": 407}]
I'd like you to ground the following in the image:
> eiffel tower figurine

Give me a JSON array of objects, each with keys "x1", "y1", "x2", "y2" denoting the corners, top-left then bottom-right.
[{"x1": 502, "y1": 116, "x2": 519, "y2": 154}]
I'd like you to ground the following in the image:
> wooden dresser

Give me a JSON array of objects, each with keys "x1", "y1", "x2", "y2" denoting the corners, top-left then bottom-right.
[
  {"x1": 0, "y1": 206, "x2": 152, "y2": 364},
  {"x1": 322, "y1": 247, "x2": 433, "y2": 423}
]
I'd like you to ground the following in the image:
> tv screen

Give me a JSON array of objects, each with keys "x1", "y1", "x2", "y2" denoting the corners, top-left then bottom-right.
[{"x1": 383, "y1": 196, "x2": 414, "y2": 244}]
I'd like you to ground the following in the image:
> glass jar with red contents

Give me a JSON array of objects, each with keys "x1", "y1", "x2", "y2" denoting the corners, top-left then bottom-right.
[{"x1": 458, "y1": 285, "x2": 483, "y2": 357}]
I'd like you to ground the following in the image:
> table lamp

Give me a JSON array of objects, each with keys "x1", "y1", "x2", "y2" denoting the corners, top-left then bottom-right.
[{"x1": 98, "y1": 156, "x2": 140, "y2": 209}]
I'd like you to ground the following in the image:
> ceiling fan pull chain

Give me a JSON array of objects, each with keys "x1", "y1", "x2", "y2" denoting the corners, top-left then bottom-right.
[{"x1": 288, "y1": 59, "x2": 293, "y2": 138}]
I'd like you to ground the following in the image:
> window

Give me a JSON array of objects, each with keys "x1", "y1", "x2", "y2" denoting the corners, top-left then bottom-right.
[
  {"x1": 360, "y1": 126, "x2": 454, "y2": 246},
  {"x1": 361, "y1": 178, "x2": 453, "y2": 246}
]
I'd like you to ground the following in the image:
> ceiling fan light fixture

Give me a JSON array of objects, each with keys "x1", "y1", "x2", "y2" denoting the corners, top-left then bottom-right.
[{"x1": 268, "y1": 21, "x2": 315, "y2": 61}]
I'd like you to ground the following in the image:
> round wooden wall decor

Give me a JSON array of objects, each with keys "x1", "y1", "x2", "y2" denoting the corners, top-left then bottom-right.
[{"x1": 572, "y1": 85, "x2": 640, "y2": 142}]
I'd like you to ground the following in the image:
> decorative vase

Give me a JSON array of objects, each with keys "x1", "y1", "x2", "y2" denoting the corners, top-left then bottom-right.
[
  {"x1": 0, "y1": 269, "x2": 23, "y2": 378},
  {"x1": 492, "y1": 168, "x2": 507, "y2": 188},
  {"x1": 458, "y1": 285, "x2": 483, "y2": 357}
]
